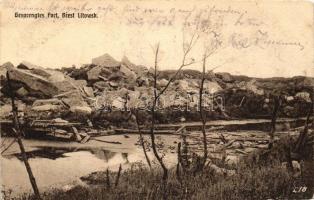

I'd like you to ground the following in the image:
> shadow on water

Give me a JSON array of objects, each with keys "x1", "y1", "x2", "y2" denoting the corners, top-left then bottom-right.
[{"x1": 4, "y1": 146, "x2": 129, "y2": 163}]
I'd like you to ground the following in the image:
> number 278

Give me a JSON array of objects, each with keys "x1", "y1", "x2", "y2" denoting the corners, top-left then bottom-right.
[{"x1": 293, "y1": 186, "x2": 307, "y2": 193}]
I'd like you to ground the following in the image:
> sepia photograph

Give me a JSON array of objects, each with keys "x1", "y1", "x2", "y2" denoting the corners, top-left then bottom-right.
[{"x1": 0, "y1": 0, "x2": 313, "y2": 199}]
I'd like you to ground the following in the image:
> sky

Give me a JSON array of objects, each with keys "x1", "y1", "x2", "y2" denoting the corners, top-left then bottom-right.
[{"x1": 0, "y1": 0, "x2": 313, "y2": 78}]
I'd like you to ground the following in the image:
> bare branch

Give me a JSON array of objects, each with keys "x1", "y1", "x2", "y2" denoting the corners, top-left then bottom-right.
[
  {"x1": 1, "y1": 138, "x2": 17, "y2": 154},
  {"x1": 157, "y1": 32, "x2": 199, "y2": 99},
  {"x1": 149, "y1": 43, "x2": 169, "y2": 181},
  {"x1": 199, "y1": 53, "x2": 208, "y2": 168},
  {"x1": 114, "y1": 164, "x2": 122, "y2": 187},
  {"x1": 132, "y1": 109, "x2": 152, "y2": 169}
]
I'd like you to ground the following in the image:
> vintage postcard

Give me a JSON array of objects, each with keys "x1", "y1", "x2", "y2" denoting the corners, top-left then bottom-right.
[{"x1": 0, "y1": 0, "x2": 313, "y2": 199}]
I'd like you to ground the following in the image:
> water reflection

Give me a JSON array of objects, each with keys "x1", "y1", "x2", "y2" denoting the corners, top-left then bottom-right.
[
  {"x1": 0, "y1": 147, "x2": 136, "y2": 195},
  {"x1": 4, "y1": 146, "x2": 131, "y2": 163}
]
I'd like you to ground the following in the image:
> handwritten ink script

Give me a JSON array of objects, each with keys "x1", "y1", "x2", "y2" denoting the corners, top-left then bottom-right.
[{"x1": 1, "y1": 0, "x2": 306, "y2": 52}]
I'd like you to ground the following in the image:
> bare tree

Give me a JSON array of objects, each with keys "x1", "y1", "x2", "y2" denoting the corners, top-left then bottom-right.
[
  {"x1": 149, "y1": 44, "x2": 169, "y2": 181},
  {"x1": 198, "y1": 32, "x2": 223, "y2": 169},
  {"x1": 149, "y1": 33, "x2": 199, "y2": 181},
  {"x1": 6, "y1": 72, "x2": 41, "y2": 199},
  {"x1": 199, "y1": 53, "x2": 208, "y2": 168}
]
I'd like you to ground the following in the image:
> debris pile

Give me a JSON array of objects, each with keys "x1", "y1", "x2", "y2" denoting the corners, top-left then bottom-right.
[{"x1": 1, "y1": 53, "x2": 313, "y2": 141}]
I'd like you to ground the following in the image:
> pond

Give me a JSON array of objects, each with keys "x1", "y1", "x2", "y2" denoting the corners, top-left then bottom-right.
[{"x1": 1, "y1": 134, "x2": 178, "y2": 195}]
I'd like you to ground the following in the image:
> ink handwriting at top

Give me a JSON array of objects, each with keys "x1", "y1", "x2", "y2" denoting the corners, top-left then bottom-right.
[
  {"x1": 229, "y1": 30, "x2": 304, "y2": 51},
  {"x1": 3, "y1": 1, "x2": 305, "y2": 51},
  {"x1": 234, "y1": 13, "x2": 264, "y2": 27}
]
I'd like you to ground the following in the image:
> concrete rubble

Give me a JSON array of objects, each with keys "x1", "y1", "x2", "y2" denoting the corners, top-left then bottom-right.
[{"x1": 0, "y1": 53, "x2": 313, "y2": 144}]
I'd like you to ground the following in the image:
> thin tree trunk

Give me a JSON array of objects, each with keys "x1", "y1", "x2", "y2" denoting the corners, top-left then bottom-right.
[
  {"x1": 150, "y1": 44, "x2": 168, "y2": 181},
  {"x1": 148, "y1": 35, "x2": 198, "y2": 181},
  {"x1": 199, "y1": 55, "x2": 208, "y2": 168},
  {"x1": 176, "y1": 142, "x2": 182, "y2": 182},
  {"x1": 268, "y1": 95, "x2": 280, "y2": 149},
  {"x1": 133, "y1": 110, "x2": 152, "y2": 169},
  {"x1": 6, "y1": 72, "x2": 41, "y2": 199},
  {"x1": 114, "y1": 164, "x2": 122, "y2": 187},
  {"x1": 106, "y1": 168, "x2": 111, "y2": 189}
]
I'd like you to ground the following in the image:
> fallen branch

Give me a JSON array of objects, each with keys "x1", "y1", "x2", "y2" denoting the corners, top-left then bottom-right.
[{"x1": 91, "y1": 138, "x2": 122, "y2": 144}]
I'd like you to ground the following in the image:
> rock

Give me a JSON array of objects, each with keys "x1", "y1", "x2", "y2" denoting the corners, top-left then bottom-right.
[
  {"x1": 15, "y1": 87, "x2": 29, "y2": 97},
  {"x1": 93, "y1": 81, "x2": 109, "y2": 90},
  {"x1": 158, "y1": 79, "x2": 168, "y2": 87},
  {"x1": 281, "y1": 161, "x2": 301, "y2": 176},
  {"x1": 92, "y1": 53, "x2": 120, "y2": 67},
  {"x1": 46, "y1": 70, "x2": 66, "y2": 82},
  {"x1": 54, "y1": 129, "x2": 68, "y2": 135},
  {"x1": 208, "y1": 163, "x2": 236, "y2": 176},
  {"x1": 203, "y1": 80, "x2": 222, "y2": 94},
  {"x1": 216, "y1": 72, "x2": 234, "y2": 83},
  {"x1": 121, "y1": 56, "x2": 147, "y2": 75},
  {"x1": 135, "y1": 65, "x2": 148, "y2": 75},
  {"x1": 286, "y1": 96, "x2": 294, "y2": 102},
  {"x1": 62, "y1": 184, "x2": 75, "y2": 192},
  {"x1": 70, "y1": 106, "x2": 92, "y2": 115},
  {"x1": 0, "y1": 62, "x2": 14, "y2": 80},
  {"x1": 176, "y1": 80, "x2": 189, "y2": 90},
  {"x1": 128, "y1": 90, "x2": 141, "y2": 108},
  {"x1": 53, "y1": 77, "x2": 86, "y2": 93},
  {"x1": 31, "y1": 99, "x2": 66, "y2": 112},
  {"x1": 72, "y1": 127, "x2": 82, "y2": 142},
  {"x1": 108, "y1": 71, "x2": 125, "y2": 81},
  {"x1": 83, "y1": 86, "x2": 94, "y2": 97},
  {"x1": 112, "y1": 96, "x2": 125, "y2": 110},
  {"x1": 17, "y1": 61, "x2": 51, "y2": 78},
  {"x1": 292, "y1": 161, "x2": 301, "y2": 171},
  {"x1": 1, "y1": 62, "x2": 14, "y2": 69},
  {"x1": 32, "y1": 98, "x2": 65, "y2": 106},
  {"x1": 109, "y1": 81, "x2": 119, "y2": 88},
  {"x1": 148, "y1": 67, "x2": 155, "y2": 75},
  {"x1": 7, "y1": 67, "x2": 59, "y2": 97},
  {"x1": 246, "y1": 80, "x2": 264, "y2": 95},
  {"x1": 283, "y1": 106, "x2": 294, "y2": 116},
  {"x1": 52, "y1": 118, "x2": 69, "y2": 123},
  {"x1": 136, "y1": 77, "x2": 149, "y2": 87},
  {"x1": 32, "y1": 104, "x2": 62, "y2": 112},
  {"x1": 121, "y1": 56, "x2": 136, "y2": 68},
  {"x1": 87, "y1": 66, "x2": 102, "y2": 81},
  {"x1": 225, "y1": 155, "x2": 239, "y2": 165},
  {"x1": 60, "y1": 90, "x2": 89, "y2": 108},
  {"x1": 17, "y1": 61, "x2": 44, "y2": 70},
  {"x1": 296, "y1": 92, "x2": 311, "y2": 102},
  {"x1": 232, "y1": 141, "x2": 243, "y2": 149},
  {"x1": 120, "y1": 65, "x2": 136, "y2": 79}
]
